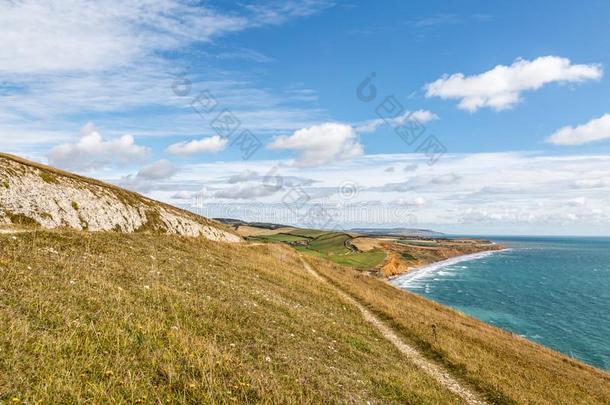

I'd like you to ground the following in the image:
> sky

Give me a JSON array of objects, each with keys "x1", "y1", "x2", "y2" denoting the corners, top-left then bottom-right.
[{"x1": 2, "y1": 0, "x2": 610, "y2": 235}]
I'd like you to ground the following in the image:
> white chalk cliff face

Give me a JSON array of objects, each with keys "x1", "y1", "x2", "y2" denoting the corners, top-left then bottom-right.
[{"x1": 0, "y1": 154, "x2": 240, "y2": 243}]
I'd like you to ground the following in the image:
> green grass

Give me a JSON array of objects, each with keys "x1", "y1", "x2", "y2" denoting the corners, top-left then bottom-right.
[
  {"x1": 307, "y1": 233, "x2": 351, "y2": 255},
  {"x1": 305, "y1": 233, "x2": 386, "y2": 269},
  {"x1": 0, "y1": 230, "x2": 460, "y2": 404},
  {"x1": 327, "y1": 251, "x2": 387, "y2": 269},
  {"x1": 6, "y1": 212, "x2": 39, "y2": 227},
  {"x1": 39, "y1": 172, "x2": 59, "y2": 184},
  {"x1": 251, "y1": 230, "x2": 387, "y2": 270},
  {"x1": 294, "y1": 246, "x2": 327, "y2": 258},
  {"x1": 400, "y1": 251, "x2": 416, "y2": 261},
  {"x1": 286, "y1": 229, "x2": 329, "y2": 239},
  {"x1": 248, "y1": 233, "x2": 309, "y2": 243}
]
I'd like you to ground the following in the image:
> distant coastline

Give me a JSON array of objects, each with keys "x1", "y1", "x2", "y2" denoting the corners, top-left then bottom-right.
[{"x1": 390, "y1": 248, "x2": 509, "y2": 288}]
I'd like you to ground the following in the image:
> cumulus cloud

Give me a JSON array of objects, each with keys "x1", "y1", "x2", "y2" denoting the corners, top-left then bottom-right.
[
  {"x1": 214, "y1": 184, "x2": 282, "y2": 199},
  {"x1": 547, "y1": 114, "x2": 610, "y2": 145},
  {"x1": 431, "y1": 172, "x2": 461, "y2": 185},
  {"x1": 128, "y1": 152, "x2": 610, "y2": 234},
  {"x1": 137, "y1": 160, "x2": 178, "y2": 180},
  {"x1": 374, "y1": 172, "x2": 461, "y2": 193},
  {"x1": 171, "y1": 190, "x2": 197, "y2": 200},
  {"x1": 395, "y1": 196, "x2": 427, "y2": 207},
  {"x1": 48, "y1": 123, "x2": 148, "y2": 170},
  {"x1": 425, "y1": 56, "x2": 602, "y2": 111},
  {"x1": 570, "y1": 178, "x2": 610, "y2": 189},
  {"x1": 268, "y1": 123, "x2": 363, "y2": 166},
  {"x1": 167, "y1": 135, "x2": 228, "y2": 156},
  {"x1": 568, "y1": 197, "x2": 588, "y2": 207},
  {"x1": 227, "y1": 170, "x2": 260, "y2": 183},
  {"x1": 355, "y1": 110, "x2": 438, "y2": 134},
  {"x1": 118, "y1": 160, "x2": 178, "y2": 193}
]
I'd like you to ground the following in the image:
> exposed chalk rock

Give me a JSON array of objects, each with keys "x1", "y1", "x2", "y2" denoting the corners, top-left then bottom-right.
[{"x1": 0, "y1": 154, "x2": 240, "y2": 243}]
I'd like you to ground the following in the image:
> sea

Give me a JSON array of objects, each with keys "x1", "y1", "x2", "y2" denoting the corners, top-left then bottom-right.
[{"x1": 391, "y1": 236, "x2": 610, "y2": 369}]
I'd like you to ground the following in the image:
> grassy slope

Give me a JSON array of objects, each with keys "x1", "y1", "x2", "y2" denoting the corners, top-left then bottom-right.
[
  {"x1": 286, "y1": 229, "x2": 330, "y2": 239},
  {"x1": 309, "y1": 256, "x2": 610, "y2": 404},
  {"x1": 0, "y1": 230, "x2": 460, "y2": 404},
  {"x1": 324, "y1": 251, "x2": 386, "y2": 268},
  {"x1": 249, "y1": 230, "x2": 388, "y2": 271},
  {"x1": 248, "y1": 234, "x2": 308, "y2": 243},
  {"x1": 307, "y1": 233, "x2": 352, "y2": 255}
]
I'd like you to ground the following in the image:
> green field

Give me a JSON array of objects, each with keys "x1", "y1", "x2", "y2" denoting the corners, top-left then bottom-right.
[
  {"x1": 250, "y1": 230, "x2": 386, "y2": 270},
  {"x1": 328, "y1": 251, "x2": 387, "y2": 268},
  {"x1": 400, "y1": 251, "x2": 416, "y2": 260},
  {"x1": 286, "y1": 228, "x2": 330, "y2": 238},
  {"x1": 248, "y1": 233, "x2": 308, "y2": 243},
  {"x1": 307, "y1": 232, "x2": 352, "y2": 255}
]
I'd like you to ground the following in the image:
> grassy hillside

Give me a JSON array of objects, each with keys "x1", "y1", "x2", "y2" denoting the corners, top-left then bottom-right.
[
  {"x1": 2, "y1": 230, "x2": 610, "y2": 403},
  {"x1": 246, "y1": 229, "x2": 388, "y2": 271},
  {"x1": 0, "y1": 230, "x2": 461, "y2": 403},
  {"x1": 310, "y1": 256, "x2": 610, "y2": 404},
  {"x1": 242, "y1": 225, "x2": 499, "y2": 276}
]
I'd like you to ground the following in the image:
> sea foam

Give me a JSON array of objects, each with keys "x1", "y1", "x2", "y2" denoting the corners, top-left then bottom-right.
[{"x1": 391, "y1": 249, "x2": 507, "y2": 289}]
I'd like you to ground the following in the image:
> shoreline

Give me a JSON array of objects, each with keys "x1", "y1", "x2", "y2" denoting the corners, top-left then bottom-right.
[{"x1": 390, "y1": 248, "x2": 510, "y2": 289}]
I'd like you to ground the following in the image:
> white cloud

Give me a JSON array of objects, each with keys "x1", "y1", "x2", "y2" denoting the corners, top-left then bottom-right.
[
  {"x1": 167, "y1": 135, "x2": 228, "y2": 156},
  {"x1": 571, "y1": 178, "x2": 610, "y2": 189},
  {"x1": 425, "y1": 56, "x2": 603, "y2": 111},
  {"x1": 431, "y1": 172, "x2": 461, "y2": 185},
  {"x1": 409, "y1": 110, "x2": 439, "y2": 123},
  {"x1": 395, "y1": 196, "x2": 427, "y2": 207},
  {"x1": 214, "y1": 184, "x2": 282, "y2": 199},
  {"x1": 171, "y1": 190, "x2": 198, "y2": 200},
  {"x1": 0, "y1": 1, "x2": 332, "y2": 154},
  {"x1": 568, "y1": 197, "x2": 587, "y2": 207},
  {"x1": 547, "y1": 114, "x2": 610, "y2": 145},
  {"x1": 269, "y1": 123, "x2": 363, "y2": 166},
  {"x1": 118, "y1": 159, "x2": 178, "y2": 192},
  {"x1": 355, "y1": 110, "x2": 438, "y2": 134},
  {"x1": 48, "y1": 123, "x2": 148, "y2": 170},
  {"x1": 0, "y1": 1, "x2": 249, "y2": 75},
  {"x1": 0, "y1": 1, "x2": 331, "y2": 75},
  {"x1": 244, "y1": 1, "x2": 334, "y2": 25},
  {"x1": 228, "y1": 170, "x2": 260, "y2": 183},
  {"x1": 112, "y1": 152, "x2": 610, "y2": 235},
  {"x1": 137, "y1": 160, "x2": 178, "y2": 180}
]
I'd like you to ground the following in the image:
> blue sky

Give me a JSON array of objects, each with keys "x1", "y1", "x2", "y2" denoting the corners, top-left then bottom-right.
[{"x1": 2, "y1": 1, "x2": 610, "y2": 235}]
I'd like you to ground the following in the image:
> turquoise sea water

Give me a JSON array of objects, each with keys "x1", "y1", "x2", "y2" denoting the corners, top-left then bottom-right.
[{"x1": 391, "y1": 236, "x2": 610, "y2": 369}]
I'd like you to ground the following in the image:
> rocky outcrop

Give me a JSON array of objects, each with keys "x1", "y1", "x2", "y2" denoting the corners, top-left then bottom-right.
[{"x1": 0, "y1": 153, "x2": 240, "y2": 242}]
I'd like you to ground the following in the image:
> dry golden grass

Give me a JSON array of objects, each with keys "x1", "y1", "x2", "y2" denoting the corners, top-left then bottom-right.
[
  {"x1": 309, "y1": 256, "x2": 610, "y2": 404},
  {"x1": 350, "y1": 237, "x2": 384, "y2": 252},
  {"x1": 0, "y1": 230, "x2": 462, "y2": 404}
]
